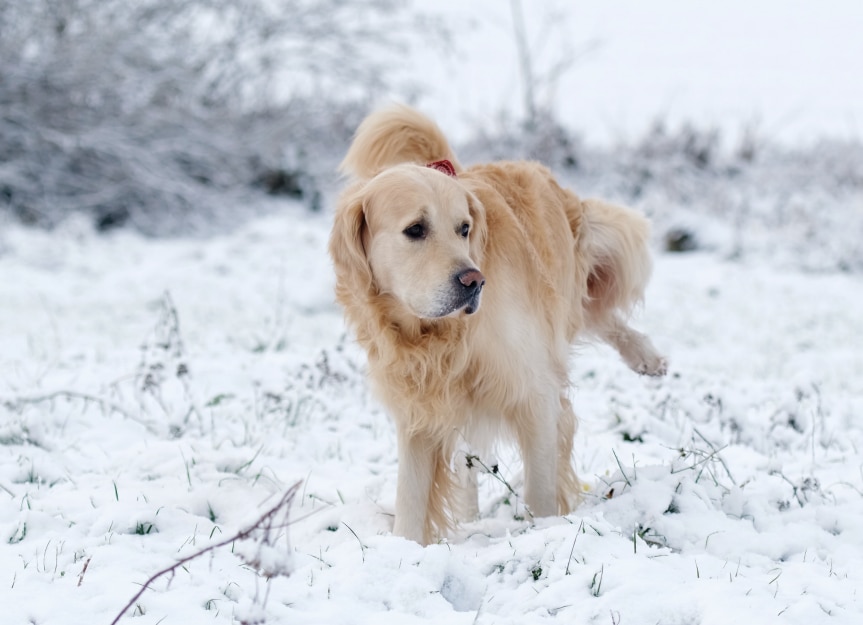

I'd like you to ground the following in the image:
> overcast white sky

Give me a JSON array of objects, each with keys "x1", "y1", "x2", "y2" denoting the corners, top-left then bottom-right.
[{"x1": 401, "y1": 0, "x2": 863, "y2": 146}]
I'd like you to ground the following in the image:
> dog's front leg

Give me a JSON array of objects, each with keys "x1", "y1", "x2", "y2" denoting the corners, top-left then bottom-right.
[
  {"x1": 516, "y1": 405, "x2": 559, "y2": 519},
  {"x1": 455, "y1": 448, "x2": 480, "y2": 523},
  {"x1": 393, "y1": 427, "x2": 436, "y2": 544}
]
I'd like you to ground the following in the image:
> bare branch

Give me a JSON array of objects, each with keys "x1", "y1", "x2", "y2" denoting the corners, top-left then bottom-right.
[
  {"x1": 0, "y1": 390, "x2": 158, "y2": 433},
  {"x1": 109, "y1": 481, "x2": 301, "y2": 625}
]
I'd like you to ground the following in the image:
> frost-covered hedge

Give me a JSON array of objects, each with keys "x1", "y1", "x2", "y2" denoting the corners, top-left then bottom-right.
[
  {"x1": 3, "y1": 0, "x2": 860, "y2": 272},
  {"x1": 0, "y1": 0, "x2": 430, "y2": 235}
]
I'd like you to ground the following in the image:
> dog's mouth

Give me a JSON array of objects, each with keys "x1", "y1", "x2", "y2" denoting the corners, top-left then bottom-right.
[
  {"x1": 460, "y1": 289, "x2": 482, "y2": 315},
  {"x1": 426, "y1": 284, "x2": 483, "y2": 319},
  {"x1": 413, "y1": 268, "x2": 485, "y2": 319}
]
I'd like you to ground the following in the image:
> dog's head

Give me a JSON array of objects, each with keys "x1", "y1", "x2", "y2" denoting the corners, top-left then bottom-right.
[{"x1": 330, "y1": 164, "x2": 487, "y2": 320}]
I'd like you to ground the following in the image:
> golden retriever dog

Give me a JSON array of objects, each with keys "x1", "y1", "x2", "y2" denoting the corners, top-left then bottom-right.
[{"x1": 329, "y1": 105, "x2": 666, "y2": 545}]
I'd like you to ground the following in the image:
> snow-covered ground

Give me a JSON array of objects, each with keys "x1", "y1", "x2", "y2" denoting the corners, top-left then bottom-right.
[
  {"x1": 3, "y1": 3, "x2": 863, "y2": 623},
  {"x1": 2, "y1": 200, "x2": 862, "y2": 623}
]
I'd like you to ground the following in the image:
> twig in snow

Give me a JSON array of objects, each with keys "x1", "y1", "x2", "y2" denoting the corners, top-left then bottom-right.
[
  {"x1": 1, "y1": 390, "x2": 157, "y2": 433},
  {"x1": 692, "y1": 426, "x2": 737, "y2": 485},
  {"x1": 465, "y1": 454, "x2": 519, "y2": 498},
  {"x1": 77, "y1": 557, "x2": 92, "y2": 587},
  {"x1": 466, "y1": 453, "x2": 533, "y2": 521},
  {"x1": 109, "y1": 481, "x2": 301, "y2": 625}
]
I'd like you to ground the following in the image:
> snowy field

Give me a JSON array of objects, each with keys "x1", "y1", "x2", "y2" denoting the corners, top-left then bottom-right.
[
  {"x1": 2, "y1": 202, "x2": 862, "y2": 623},
  {"x1": 3, "y1": 2, "x2": 863, "y2": 623}
]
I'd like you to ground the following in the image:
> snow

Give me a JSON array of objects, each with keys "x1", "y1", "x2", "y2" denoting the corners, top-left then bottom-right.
[
  {"x1": 2, "y1": 204, "x2": 862, "y2": 623},
  {"x1": 3, "y1": 3, "x2": 863, "y2": 623}
]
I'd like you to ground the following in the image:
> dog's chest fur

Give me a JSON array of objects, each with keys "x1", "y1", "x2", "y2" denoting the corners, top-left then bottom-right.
[{"x1": 364, "y1": 274, "x2": 566, "y2": 439}]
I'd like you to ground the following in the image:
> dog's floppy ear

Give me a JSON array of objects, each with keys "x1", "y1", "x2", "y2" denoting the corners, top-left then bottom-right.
[
  {"x1": 329, "y1": 185, "x2": 374, "y2": 295},
  {"x1": 466, "y1": 191, "x2": 488, "y2": 264}
]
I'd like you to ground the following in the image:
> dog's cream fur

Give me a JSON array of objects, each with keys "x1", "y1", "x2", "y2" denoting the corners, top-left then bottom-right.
[{"x1": 329, "y1": 105, "x2": 666, "y2": 544}]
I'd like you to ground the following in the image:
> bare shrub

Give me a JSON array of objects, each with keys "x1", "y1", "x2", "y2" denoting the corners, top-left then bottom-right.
[{"x1": 0, "y1": 0, "x2": 438, "y2": 234}]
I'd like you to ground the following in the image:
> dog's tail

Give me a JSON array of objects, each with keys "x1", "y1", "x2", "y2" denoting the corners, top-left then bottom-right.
[
  {"x1": 579, "y1": 198, "x2": 653, "y2": 322},
  {"x1": 340, "y1": 104, "x2": 462, "y2": 179}
]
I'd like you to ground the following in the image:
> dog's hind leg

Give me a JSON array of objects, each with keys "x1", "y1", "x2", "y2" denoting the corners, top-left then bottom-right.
[
  {"x1": 576, "y1": 198, "x2": 667, "y2": 376},
  {"x1": 556, "y1": 396, "x2": 582, "y2": 513},
  {"x1": 596, "y1": 311, "x2": 667, "y2": 376}
]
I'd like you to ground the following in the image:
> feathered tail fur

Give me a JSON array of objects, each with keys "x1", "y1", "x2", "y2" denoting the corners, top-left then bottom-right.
[{"x1": 340, "y1": 103, "x2": 462, "y2": 179}]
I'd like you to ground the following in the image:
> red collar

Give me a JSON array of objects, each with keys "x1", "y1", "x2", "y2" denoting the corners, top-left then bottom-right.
[{"x1": 427, "y1": 159, "x2": 457, "y2": 178}]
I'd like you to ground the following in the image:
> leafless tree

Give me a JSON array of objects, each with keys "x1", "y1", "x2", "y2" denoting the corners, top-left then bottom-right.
[{"x1": 508, "y1": 0, "x2": 600, "y2": 132}]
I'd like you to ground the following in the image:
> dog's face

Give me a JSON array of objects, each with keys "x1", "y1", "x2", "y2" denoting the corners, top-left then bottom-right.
[{"x1": 332, "y1": 164, "x2": 487, "y2": 320}]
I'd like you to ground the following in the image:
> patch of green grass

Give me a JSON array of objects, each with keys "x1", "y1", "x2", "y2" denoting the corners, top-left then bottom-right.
[
  {"x1": 622, "y1": 431, "x2": 644, "y2": 443},
  {"x1": 531, "y1": 564, "x2": 542, "y2": 581},
  {"x1": 8, "y1": 522, "x2": 26, "y2": 544},
  {"x1": 205, "y1": 394, "x2": 235, "y2": 407}
]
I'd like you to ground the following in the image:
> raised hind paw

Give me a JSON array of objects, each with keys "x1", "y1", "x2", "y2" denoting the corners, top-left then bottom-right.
[
  {"x1": 620, "y1": 333, "x2": 668, "y2": 377},
  {"x1": 630, "y1": 351, "x2": 668, "y2": 377}
]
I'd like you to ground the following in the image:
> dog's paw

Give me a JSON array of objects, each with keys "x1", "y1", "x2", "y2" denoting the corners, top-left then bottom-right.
[
  {"x1": 633, "y1": 354, "x2": 668, "y2": 377},
  {"x1": 604, "y1": 322, "x2": 668, "y2": 377},
  {"x1": 620, "y1": 336, "x2": 668, "y2": 377}
]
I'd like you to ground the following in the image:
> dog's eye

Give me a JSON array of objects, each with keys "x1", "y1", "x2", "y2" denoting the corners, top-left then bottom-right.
[
  {"x1": 403, "y1": 223, "x2": 426, "y2": 240},
  {"x1": 460, "y1": 223, "x2": 470, "y2": 238}
]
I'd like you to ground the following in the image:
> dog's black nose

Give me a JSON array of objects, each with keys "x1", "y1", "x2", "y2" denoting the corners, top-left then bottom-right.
[{"x1": 456, "y1": 268, "x2": 485, "y2": 293}]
